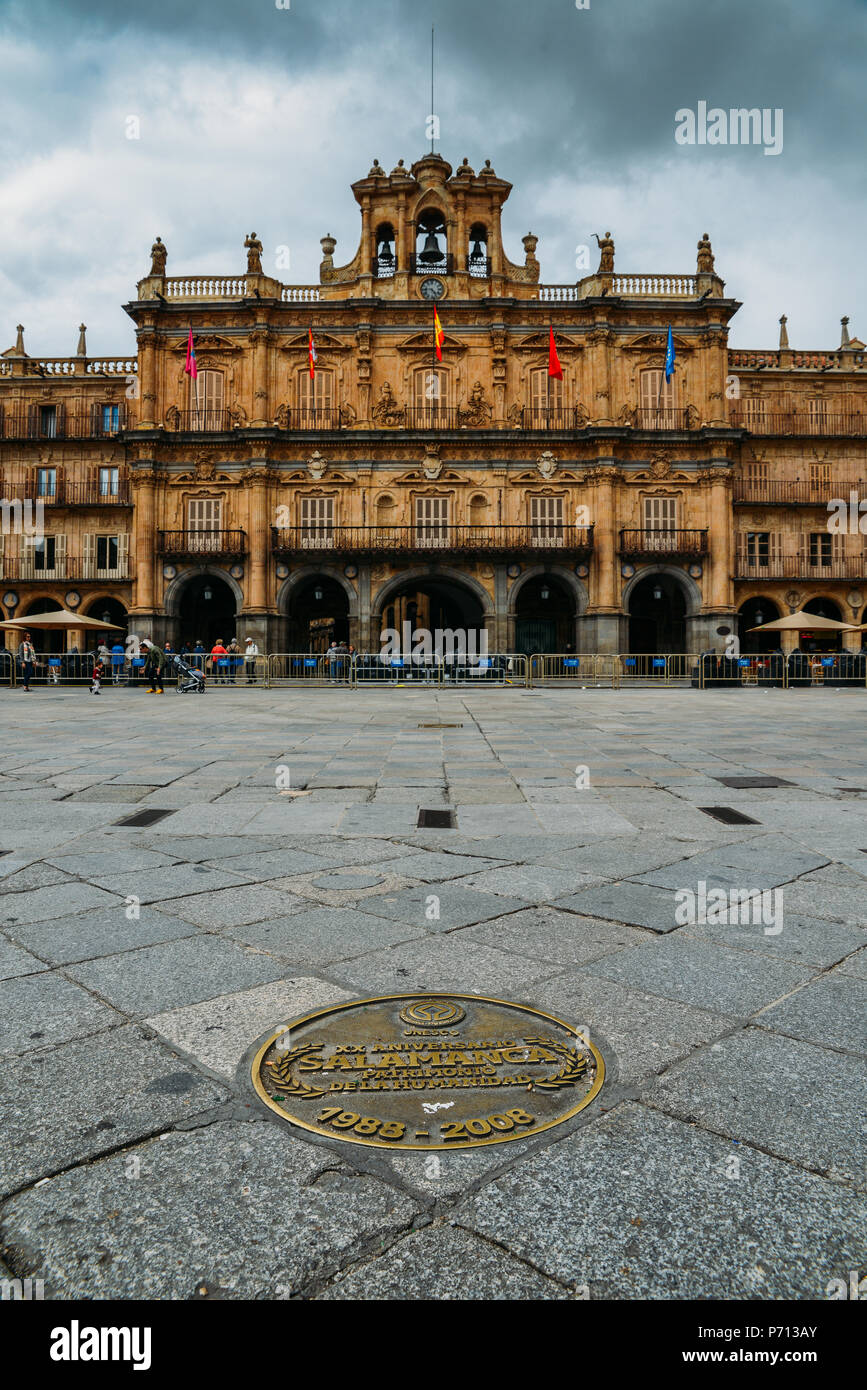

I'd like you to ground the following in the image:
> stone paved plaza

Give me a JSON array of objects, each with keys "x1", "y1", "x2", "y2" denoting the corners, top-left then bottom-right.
[{"x1": 0, "y1": 684, "x2": 864, "y2": 1301}]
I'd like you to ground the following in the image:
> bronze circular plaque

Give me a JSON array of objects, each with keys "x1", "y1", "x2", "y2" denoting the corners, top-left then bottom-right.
[{"x1": 252, "y1": 993, "x2": 604, "y2": 1150}]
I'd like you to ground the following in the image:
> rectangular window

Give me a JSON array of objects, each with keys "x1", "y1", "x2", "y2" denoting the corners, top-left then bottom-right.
[
  {"x1": 102, "y1": 404, "x2": 120, "y2": 434},
  {"x1": 740, "y1": 398, "x2": 768, "y2": 429},
  {"x1": 297, "y1": 370, "x2": 334, "y2": 425},
  {"x1": 300, "y1": 496, "x2": 334, "y2": 545},
  {"x1": 530, "y1": 495, "x2": 564, "y2": 544},
  {"x1": 414, "y1": 369, "x2": 448, "y2": 426},
  {"x1": 642, "y1": 496, "x2": 677, "y2": 529},
  {"x1": 98, "y1": 466, "x2": 119, "y2": 497},
  {"x1": 415, "y1": 496, "x2": 449, "y2": 547},
  {"x1": 34, "y1": 536, "x2": 56, "y2": 571},
  {"x1": 191, "y1": 370, "x2": 224, "y2": 431},
  {"x1": 807, "y1": 399, "x2": 828, "y2": 433},
  {"x1": 36, "y1": 467, "x2": 56, "y2": 498},
  {"x1": 187, "y1": 497, "x2": 223, "y2": 552},
  {"x1": 39, "y1": 406, "x2": 57, "y2": 438},
  {"x1": 96, "y1": 535, "x2": 119, "y2": 572},
  {"x1": 809, "y1": 532, "x2": 832, "y2": 567},
  {"x1": 746, "y1": 532, "x2": 770, "y2": 565},
  {"x1": 529, "y1": 367, "x2": 563, "y2": 426},
  {"x1": 809, "y1": 462, "x2": 832, "y2": 493},
  {"x1": 639, "y1": 370, "x2": 677, "y2": 428}
]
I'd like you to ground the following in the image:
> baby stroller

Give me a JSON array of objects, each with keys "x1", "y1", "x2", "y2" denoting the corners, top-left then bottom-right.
[{"x1": 171, "y1": 652, "x2": 206, "y2": 694}]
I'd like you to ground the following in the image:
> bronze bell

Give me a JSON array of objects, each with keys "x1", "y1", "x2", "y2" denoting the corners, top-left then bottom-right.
[
  {"x1": 418, "y1": 230, "x2": 442, "y2": 264},
  {"x1": 469, "y1": 238, "x2": 485, "y2": 262},
  {"x1": 377, "y1": 236, "x2": 394, "y2": 264}
]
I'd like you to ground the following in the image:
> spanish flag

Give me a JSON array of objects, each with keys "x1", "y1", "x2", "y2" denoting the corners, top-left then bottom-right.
[
  {"x1": 308, "y1": 327, "x2": 317, "y2": 380},
  {"x1": 433, "y1": 307, "x2": 445, "y2": 362}
]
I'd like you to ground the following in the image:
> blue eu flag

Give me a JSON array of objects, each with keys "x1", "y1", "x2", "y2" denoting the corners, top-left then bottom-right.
[{"x1": 664, "y1": 325, "x2": 676, "y2": 382}]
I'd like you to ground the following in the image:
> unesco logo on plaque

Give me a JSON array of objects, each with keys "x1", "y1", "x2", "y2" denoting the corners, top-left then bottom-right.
[{"x1": 252, "y1": 993, "x2": 604, "y2": 1150}]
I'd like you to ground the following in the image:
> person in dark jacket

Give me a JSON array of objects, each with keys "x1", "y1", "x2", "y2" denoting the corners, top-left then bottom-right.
[{"x1": 141, "y1": 639, "x2": 165, "y2": 693}]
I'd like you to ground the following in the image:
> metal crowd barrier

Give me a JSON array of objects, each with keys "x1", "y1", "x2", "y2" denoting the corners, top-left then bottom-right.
[
  {"x1": 616, "y1": 653, "x2": 699, "y2": 686},
  {"x1": 695, "y1": 651, "x2": 867, "y2": 690},
  {"x1": 530, "y1": 654, "x2": 618, "y2": 687},
  {"x1": 0, "y1": 651, "x2": 14, "y2": 686},
  {"x1": 268, "y1": 653, "x2": 351, "y2": 686}
]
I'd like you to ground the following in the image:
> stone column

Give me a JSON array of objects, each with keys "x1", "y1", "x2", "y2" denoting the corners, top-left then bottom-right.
[
  {"x1": 130, "y1": 469, "x2": 157, "y2": 619},
  {"x1": 137, "y1": 333, "x2": 157, "y2": 428},
  {"x1": 708, "y1": 466, "x2": 733, "y2": 612},
  {"x1": 245, "y1": 468, "x2": 271, "y2": 614},
  {"x1": 249, "y1": 329, "x2": 270, "y2": 428},
  {"x1": 583, "y1": 465, "x2": 620, "y2": 651}
]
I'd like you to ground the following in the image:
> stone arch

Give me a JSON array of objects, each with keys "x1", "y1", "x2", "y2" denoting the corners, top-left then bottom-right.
[
  {"x1": 507, "y1": 565, "x2": 588, "y2": 616},
  {"x1": 371, "y1": 566, "x2": 493, "y2": 620},
  {"x1": 163, "y1": 566, "x2": 244, "y2": 618},
  {"x1": 276, "y1": 566, "x2": 358, "y2": 619},
  {"x1": 621, "y1": 564, "x2": 702, "y2": 617}
]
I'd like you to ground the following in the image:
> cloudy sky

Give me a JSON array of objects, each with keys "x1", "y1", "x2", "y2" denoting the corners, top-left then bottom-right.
[{"x1": 0, "y1": 0, "x2": 864, "y2": 355}]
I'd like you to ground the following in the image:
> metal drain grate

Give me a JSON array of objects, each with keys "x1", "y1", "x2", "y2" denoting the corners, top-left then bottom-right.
[
  {"x1": 699, "y1": 806, "x2": 760, "y2": 826},
  {"x1": 715, "y1": 776, "x2": 794, "y2": 789},
  {"x1": 417, "y1": 723, "x2": 463, "y2": 729},
  {"x1": 114, "y1": 808, "x2": 177, "y2": 828},
  {"x1": 417, "y1": 808, "x2": 456, "y2": 829}
]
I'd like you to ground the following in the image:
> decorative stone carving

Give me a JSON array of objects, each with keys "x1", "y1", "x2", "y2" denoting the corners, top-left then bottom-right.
[
  {"x1": 165, "y1": 404, "x2": 180, "y2": 429},
  {"x1": 537, "y1": 450, "x2": 558, "y2": 479},
  {"x1": 458, "y1": 381, "x2": 492, "y2": 427},
  {"x1": 696, "y1": 233, "x2": 715, "y2": 273},
  {"x1": 685, "y1": 403, "x2": 700, "y2": 428},
  {"x1": 506, "y1": 401, "x2": 523, "y2": 427},
  {"x1": 617, "y1": 403, "x2": 635, "y2": 425},
  {"x1": 275, "y1": 402, "x2": 289, "y2": 428},
  {"x1": 575, "y1": 402, "x2": 590, "y2": 427},
  {"x1": 422, "y1": 444, "x2": 442, "y2": 480},
  {"x1": 650, "y1": 454, "x2": 671, "y2": 479},
  {"x1": 307, "y1": 450, "x2": 327, "y2": 480},
  {"x1": 593, "y1": 231, "x2": 615, "y2": 273},
  {"x1": 340, "y1": 401, "x2": 357, "y2": 426},
  {"x1": 195, "y1": 455, "x2": 216, "y2": 481},
  {"x1": 229, "y1": 402, "x2": 247, "y2": 427},
  {"x1": 149, "y1": 237, "x2": 167, "y2": 276},
  {"x1": 244, "y1": 233, "x2": 263, "y2": 274},
  {"x1": 371, "y1": 381, "x2": 404, "y2": 428}
]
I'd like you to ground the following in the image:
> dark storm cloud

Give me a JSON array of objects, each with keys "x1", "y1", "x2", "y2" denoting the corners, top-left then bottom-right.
[{"x1": 0, "y1": 0, "x2": 864, "y2": 350}]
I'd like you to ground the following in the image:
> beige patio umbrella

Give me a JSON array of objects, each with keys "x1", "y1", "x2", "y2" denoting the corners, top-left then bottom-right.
[
  {"x1": 747, "y1": 609, "x2": 857, "y2": 633},
  {"x1": 0, "y1": 608, "x2": 122, "y2": 631}
]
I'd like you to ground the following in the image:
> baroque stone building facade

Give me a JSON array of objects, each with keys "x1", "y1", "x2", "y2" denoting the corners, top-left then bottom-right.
[{"x1": 1, "y1": 152, "x2": 865, "y2": 655}]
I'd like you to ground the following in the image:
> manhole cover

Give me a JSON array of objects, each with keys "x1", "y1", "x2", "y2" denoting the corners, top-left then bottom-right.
[
  {"x1": 699, "y1": 806, "x2": 760, "y2": 825},
  {"x1": 715, "y1": 776, "x2": 795, "y2": 789},
  {"x1": 417, "y1": 808, "x2": 455, "y2": 828},
  {"x1": 252, "y1": 993, "x2": 604, "y2": 1150}
]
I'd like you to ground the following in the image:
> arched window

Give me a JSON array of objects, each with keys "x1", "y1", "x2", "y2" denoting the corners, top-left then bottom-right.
[
  {"x1": 297, "y1": 369, "x2": 335, "y2": 428},
  {"x1": 374, "y1": 222, "x2": 396, "y2": 278},
  {"x1": 467, "y1": 223, "x2": 490, "y2": 278},
  {"x1": 191, "y1": 369, "x2": 224, "y2": 431},
  {"x1": 529, "y1": 366, "x2": 563, "y2": 428},
  {"x1": 639, "y1": 369, "x2": 678, "y2": 429},
  {"x1": 414, "y1": 208, "x2": 449, "y2": 275}
]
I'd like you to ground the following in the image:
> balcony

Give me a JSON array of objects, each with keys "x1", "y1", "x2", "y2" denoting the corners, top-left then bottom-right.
[
  {"x1": 2, "y1": 559, "x2": 131, "y2": 582},
  {"x1": 734, "y1": 555, "x2": 865, "y2": 581},
  {"x1": 730, "y1": 411, "x2": 866, "y2": 437},
  {"x1": 633, "y1": 408, "x2": 697, "y2": 430},
  {"x1": 16, "y1": 482, "x2": 132, "y2": 507},
  {"x1": 282, "y1": 407, "x2": 343, "y2": 430},
  {"x1": 164, "y1": 410, "x2": 233, "y2": 433},
  {"x1": 733, "y1": 479, "x2": 867, "y2": 506},
  {"x1": 619, "y1": 528, "x2": 709, "y2": 558},
  {"x1": 156, "y1": 530, "x2": 247, "y2": 558},
  {"x1": 408, "y1": 253, "x2": 455, "y2": 276},
  {"x1": 0, "y1": 407, "x2": 130, "y2": 440},
  {"x1": 272, "y1": 524, "x2": 595, "y2": 561},
  {"x1": 519, "y1": 407, "x2": 588, "y2": 431}
]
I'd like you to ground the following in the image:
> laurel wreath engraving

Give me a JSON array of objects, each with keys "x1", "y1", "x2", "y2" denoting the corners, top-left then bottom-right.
[
  {"x1": 266, "y1": 1043, "x2": 326, "y2": 1100},
  {"x1": 532, "y1": 1043, "x2": 590, "y2": 1091}
]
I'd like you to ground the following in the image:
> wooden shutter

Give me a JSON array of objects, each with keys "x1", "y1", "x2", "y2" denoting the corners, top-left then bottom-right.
[
  {"x1": 54, "y1": 533, "x2": 67, "y2": 579},
  {"x1": 187, "y1": 497, "x2": 223, "y2": 552},
  {"x1": 24, "y1": 465, "x2": 36, "y2": 499},
  {"x1": 415, "y1": 495, "x2": 449, "y2": 546},
  {"x1": 19, "y1": 533, "x2": 33, "y2": 579},
  {"x1": 117, "y1": 532, "x2": 130, "y2": 579},
  {"x1": 640, "y1": 369, "x2": 676, "y2": 425},
  {"x1": 300, "y1": 496, "x2": 334, "y2": 545},
  {"x1": 529, "y1": 368, "x2": 562, "y2": 423},
  {"x1": 55, "y1": 403, "x2": 66, "y2": 438},
  {"x1": 530, "y1": 495, "x2": 564, "y2": 543},
  {"x1": 643, "y1": 496, "x2": 677, "y2": 529},
  {"x1": 27, "y1": 405, "x2": 39, "y2": 439},
  {"x1": 82, "y1": 533, "x2": 96, "y2": 580},
  {"x1": 809, "y1": 461, "x2": 831, "y2": 493},
  {"x1": 807, "y1": 399, "x2": 827, "y2": 433}
]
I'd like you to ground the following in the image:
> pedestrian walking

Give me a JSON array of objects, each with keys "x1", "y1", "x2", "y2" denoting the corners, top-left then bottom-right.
[
  {"x1": 141, "y1": 638, "x2": 165, "y2": 693},
  {"x1": 226, "y1": 637, "x2": 240, "y2": 684},
  {"x1": 18, "y1": 633, "x2": 36, "y2": 691},
  {"x1": 192, "y1": 639, "x2": 205, "y2": 672},
  {"x1": 111, "y1": 640, "x2": 125, "y2": 684},
  {"x1": 244, "y1": 636, "x2": 259, "y2": 684},
  {"x1": 90, "y1": 658, "x2": 104, "y2": 694}
]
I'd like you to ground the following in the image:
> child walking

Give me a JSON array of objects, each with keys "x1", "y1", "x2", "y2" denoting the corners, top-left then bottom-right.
[{"x1": 91, "y1": 658, "x2": 104, "y2": 695}]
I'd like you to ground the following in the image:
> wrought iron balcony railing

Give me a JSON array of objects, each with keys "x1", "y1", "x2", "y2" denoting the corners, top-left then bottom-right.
[
  {"x1": 164, "y1": 410, "x2": 233, "y2": 433},
  {"x1": 633, "y1": 408, "x2": 696, "y2": 430},
  {"x1": 0, "y1": 407, "x2": 130, "y2": 440},
  {"x1": 156, "y1": 529, "x2": 247, "y2": 557},
  {"x1": 408, "y1": 253, "x2": 454, "y2": 276},
  {"x1": 519, "y1": 407, "x2": 588, "y2": 431},
  {"x1": 619, "y1": 528, "x2": 709, "y2": 557},
  {"x1": 730, "y1": 412, "x2": 866, "y2": 436},
  {"x1": 1, "y1": 558, "x2": 131, "y2": 582},
  {"x1": 282, "y1": 407, "x2": 343, "y2": 430},
  {"x1": 733, "y1": 478, "x2": 867, "y2": 505},
  {"x1": 272, "y1": 524, "x2": 595, "y2": 559},
  {"x1": 734, "y1": 554, "x2": 865, "y2": 581},
  {"x1": 467, "y1": 255, "x2": 492, "y2": 279}
]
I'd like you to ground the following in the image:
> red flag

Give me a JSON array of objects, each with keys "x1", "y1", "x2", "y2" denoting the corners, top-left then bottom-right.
[
  {"x1": 434, "y1": 307, "x2": 445, "y2": 362},
  {"x1": 308, "y1": 327, "x2": 317, "y2": 379},
  {"x1": 184, "y1": 326, "x2": 197, "y2": 380},
  {"x1": 548, "y1": 326, "x2": 563, "y2": 380}
]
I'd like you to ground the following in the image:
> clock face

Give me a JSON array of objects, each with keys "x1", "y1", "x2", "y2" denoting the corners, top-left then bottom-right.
[{"x1": 420, "y1": 277, "x2": 445, "y2": 301}]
